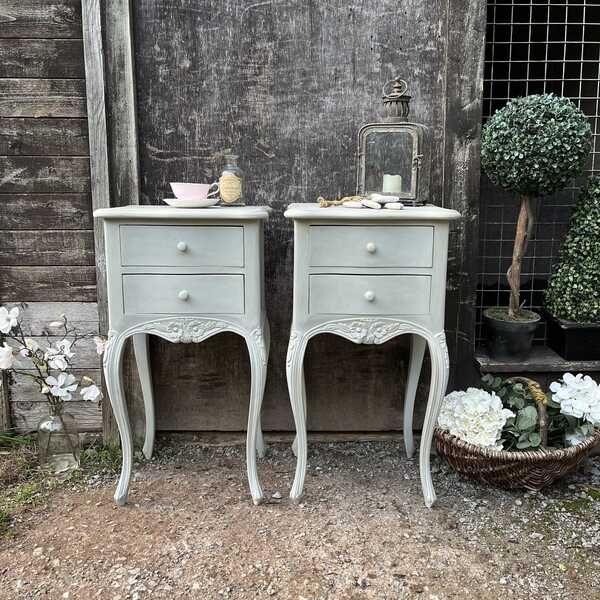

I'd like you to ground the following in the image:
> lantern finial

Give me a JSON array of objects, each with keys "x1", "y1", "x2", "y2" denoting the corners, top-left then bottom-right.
[{"x1": 382, "y1": 77, "x2": 411, "y2": 121}]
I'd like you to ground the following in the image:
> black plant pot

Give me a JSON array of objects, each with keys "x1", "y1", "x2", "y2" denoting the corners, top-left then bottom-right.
[
  {"x1": 544, "y1": 311, "x2": 600, "y2": 361},
  {"x1": 484, "y1": 308, "x2": 541, "y2": 361}
]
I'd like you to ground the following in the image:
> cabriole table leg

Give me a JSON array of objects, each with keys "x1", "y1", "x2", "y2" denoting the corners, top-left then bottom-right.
[
  {"x1": 103, "y1": 332, "x2": 133, "y2": 506},
  {"x1": 132, "y1": 333, "x2": 155, "y2": 460},
  {"x1": 255, "y1": 321, "x2": 270, "y2": 459},
  {"x1": 245, "y1": 327, "x2": 268, "y2": 505},
  {"x1": 419, "y1": 333, "x2": 450, "y2": 508},
  {"x1": 404, "y1": 334, "x2": 426, "y2": 459},
  {"x1": 287, "y1": 330, "x2": 308, "y2": 501}
]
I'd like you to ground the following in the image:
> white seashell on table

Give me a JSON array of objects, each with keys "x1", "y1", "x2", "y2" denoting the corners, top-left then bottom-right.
[
  {"x1": 342, "y1": 200, "x2": 364, "y2": 208},
  {"x1": 384, "y1": 202, "x2": 404, "y2": 210},
  {"x1": 361, "y1": 199, "x2": 382, "y2": 209},
  {"x1": 368, "y1": 193, "x2": 400, "y2": 204}
]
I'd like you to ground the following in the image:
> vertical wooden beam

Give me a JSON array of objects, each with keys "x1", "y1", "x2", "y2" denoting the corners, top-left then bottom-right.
[
  {"x1": 82, "y1": 0, "x2": 110, "y2": 334},
  {"x1": 82, "y1": 0, "x2": 116, "y2": 442},
  {"x1": 442, "y1": 0, "x2": 487, "y2": 390},
  {"x1": 0, "y1": 372, "x2": 11, "y2": 432},
  {"x1": 97, "y1": 0, "x2": 142, "y2": 442},
  {"x1": 103, "y1": 0, "x2": 140, "y2": 207}
]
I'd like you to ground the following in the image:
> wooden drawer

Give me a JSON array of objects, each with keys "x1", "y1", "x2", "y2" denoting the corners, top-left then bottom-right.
[
  {"x1": 123, "y1": 274, "x2": 245, "y2": 314},
  {"x1": 309, "y1": 225, "x2": 433, "y2": 268},
  {"x1": 120, "y1": 225, "x2": 244, "y2": 267},
  {"x1": 309, "y1": 274, "x2": 431, "y2": 315}
]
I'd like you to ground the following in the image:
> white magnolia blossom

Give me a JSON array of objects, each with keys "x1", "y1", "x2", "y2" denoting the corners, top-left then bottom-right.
[
  {"x1": 549, "y1": 373, "x2": 600, "y2": 426},
  {"x1": 0, "y1": 342, "x2": 15, "y2": 370},
  {"x1": 46, "y1": 352, "x2": 68, "y2": 371},
  {"x1": 438, "y1": 387, "x2": 515, "y2": 450},
  {"x1": 45, "y1": 373, "x2": 78, "y2": 401},
  {"x1": 45, "y1": 339, "x2": 74, "y2": 371},
  {"x1": 80, "y1": 383, "x2": 101, "y2": 401},
  {"x1": 19, "y1": 338, "x2": 40, "y2": 358},
  {"x1": 0, "y1": 306, "x2": 19, "y2": 334},
  {"x1": 93, "y1": 336, "x2": 107, "y2": 355},
  {"x1": 55, "y1": 339, "x2": 74, "y2": 358}
]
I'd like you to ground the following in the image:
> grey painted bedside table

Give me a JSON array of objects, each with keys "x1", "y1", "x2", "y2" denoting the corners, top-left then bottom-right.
[
  {"x1": 94, "y1": 205, "x2": 271, "y2": 506},
  {"x1": 284, "y1": 203, "x2": 461, "y2": 507}
]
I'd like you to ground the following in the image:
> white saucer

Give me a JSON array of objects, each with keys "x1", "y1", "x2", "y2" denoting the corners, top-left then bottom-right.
[{"x1": 163, "y1": 197, "x2": 220, "y2": 208}]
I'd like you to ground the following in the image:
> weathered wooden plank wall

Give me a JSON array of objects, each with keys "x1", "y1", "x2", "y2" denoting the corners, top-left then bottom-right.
[
  {"x1": 107, "y1": 0, "x2": 487, "y2": 433},
  {"x1": 443, "y1": 0, "x2": 486, "y2": 389},
  {"x1": 0, "y1": 1, "x2": 101, "y2": 432}
]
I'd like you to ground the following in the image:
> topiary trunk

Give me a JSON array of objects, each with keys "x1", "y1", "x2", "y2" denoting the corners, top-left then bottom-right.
[{"x1": 507, "y1": 194, "x2": 535, "y2": 318}]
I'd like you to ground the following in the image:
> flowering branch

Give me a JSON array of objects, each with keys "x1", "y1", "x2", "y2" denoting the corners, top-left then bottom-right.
[{"x1": 0, "y1": 305, "x2": 105, "y2": 412}]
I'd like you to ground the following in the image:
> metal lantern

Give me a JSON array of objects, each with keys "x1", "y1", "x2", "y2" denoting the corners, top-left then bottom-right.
[{"x1": 357, "y1": 77, "x2": 431, "y2": 206}]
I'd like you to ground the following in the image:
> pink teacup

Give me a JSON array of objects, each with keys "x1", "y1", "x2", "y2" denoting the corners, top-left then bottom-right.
[
  {"x1": 167, "y1": 182, "x2": 220, "y2": 208},
  {"x1": 170, "y1": 182, "x2": 219, "y2": 201}
]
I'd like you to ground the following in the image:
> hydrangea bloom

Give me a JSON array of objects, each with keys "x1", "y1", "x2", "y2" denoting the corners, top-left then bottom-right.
[
  {"x1": 549, "y1": 373, "x2": 600, "y2": 426},
  {"x1": 565, "y1": 425, "x2": 594, "y2": 447},
  {"x1": 438, "y1": 387, "x2": 515, "y2": 450}
]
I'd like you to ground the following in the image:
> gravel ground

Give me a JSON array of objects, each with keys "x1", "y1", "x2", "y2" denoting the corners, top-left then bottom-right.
[{"x1": 1, "y1": 437, "x2": 600, "y2": 600}]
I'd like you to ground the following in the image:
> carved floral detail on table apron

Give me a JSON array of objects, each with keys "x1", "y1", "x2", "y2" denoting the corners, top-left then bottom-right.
[
  {"x1": 286, "y1": 320, "x2": 448, "y2": 362},
  {"x1": 313, "y1": 318, "x2": 445, "y2": 347},
  {"x1": 146, "y1": 319, "x2": 228, "y2": 343},
  {"x1": 105, "y1": 318, "x2": 270, "y2": 360},
  {"x1": 105, "y1": 318, "x2": 246, "y2": 348},
  {"x1": 320, "y1": 319, "x2": 412, "y2": 344}
]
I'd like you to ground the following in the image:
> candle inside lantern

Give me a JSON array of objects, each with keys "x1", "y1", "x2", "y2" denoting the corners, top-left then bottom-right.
[{"x1": 382, "y1": 174, "x2": 402, "y2": 194}]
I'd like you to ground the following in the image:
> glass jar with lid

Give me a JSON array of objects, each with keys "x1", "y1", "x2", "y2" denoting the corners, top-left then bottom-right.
[{"x1": 219, "y1": 153, "x2": 244, "y2": 204}]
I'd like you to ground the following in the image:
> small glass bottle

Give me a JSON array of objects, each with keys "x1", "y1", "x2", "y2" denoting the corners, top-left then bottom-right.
[{"x1": 219, "y1": 153, "x2": 244, "y2": 205}]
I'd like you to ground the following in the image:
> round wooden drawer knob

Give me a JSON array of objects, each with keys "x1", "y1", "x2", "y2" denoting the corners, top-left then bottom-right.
[
  {"x1": 366, "y1": 242, "x2": 377, "y2": 253},
  {"x1": 364, "y1": 290, "x2": 376, "y2": 302},
  {"x1": 178, "y1": 290, "x2": 190, "y2": 301},
  {"x1": 176, "y1": 241, "x2": 188, "y2": 252}
]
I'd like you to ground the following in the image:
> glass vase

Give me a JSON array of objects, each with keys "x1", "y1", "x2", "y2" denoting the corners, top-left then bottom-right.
[{"x1": 37, "y1": 404, "x2": 80, "y2": 472}]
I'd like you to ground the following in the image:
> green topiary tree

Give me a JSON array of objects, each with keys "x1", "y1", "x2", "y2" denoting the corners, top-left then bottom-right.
[
  {"x1": 545, "y1": 177, "x2": 600, "y2": 322},
  {"x1": 481, "y1": 94, "x2": 592, "y2": 318}
]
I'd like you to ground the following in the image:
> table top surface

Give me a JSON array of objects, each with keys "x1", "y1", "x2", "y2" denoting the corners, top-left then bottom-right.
[
  {"x1": 284, "y1": 203, "x2": 461, "y2": 221},
  {"x1": 94, "y1": 205, "x2": 272, "y2": 220}
]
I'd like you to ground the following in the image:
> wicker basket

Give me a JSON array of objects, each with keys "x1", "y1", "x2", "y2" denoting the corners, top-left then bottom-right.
[{"x1": 434, "y1": 377, "x2": 600, "y2": 490}]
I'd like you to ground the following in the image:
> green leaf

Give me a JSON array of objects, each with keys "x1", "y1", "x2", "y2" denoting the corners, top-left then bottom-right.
[
  {"x1": 516, "y1": 406, "x2": 538, "y2": 431},
  {"x1": 507, "y1": 394, "x2": 525, "y2": 410},
  {"x1": 528, "y1": 432, "x2": 542, "y2": 447}
]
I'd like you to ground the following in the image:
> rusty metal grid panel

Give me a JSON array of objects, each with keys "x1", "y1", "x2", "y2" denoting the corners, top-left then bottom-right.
[{"x1": 477, "y1": 0, "x2": 600, "y2": 344}]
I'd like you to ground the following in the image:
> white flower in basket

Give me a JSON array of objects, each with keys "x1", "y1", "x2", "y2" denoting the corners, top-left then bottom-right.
[
  {"x1": 438, "y1": 387, "x2": 515, "y2": 450},
  {"x1": 549, "y1": 372, "x2": 600, "y2": 426}
]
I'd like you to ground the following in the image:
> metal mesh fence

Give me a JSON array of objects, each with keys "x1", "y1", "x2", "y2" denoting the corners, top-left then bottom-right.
[{"x1": 477, "y1": 0, "x2": 600, "y2": 345}]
